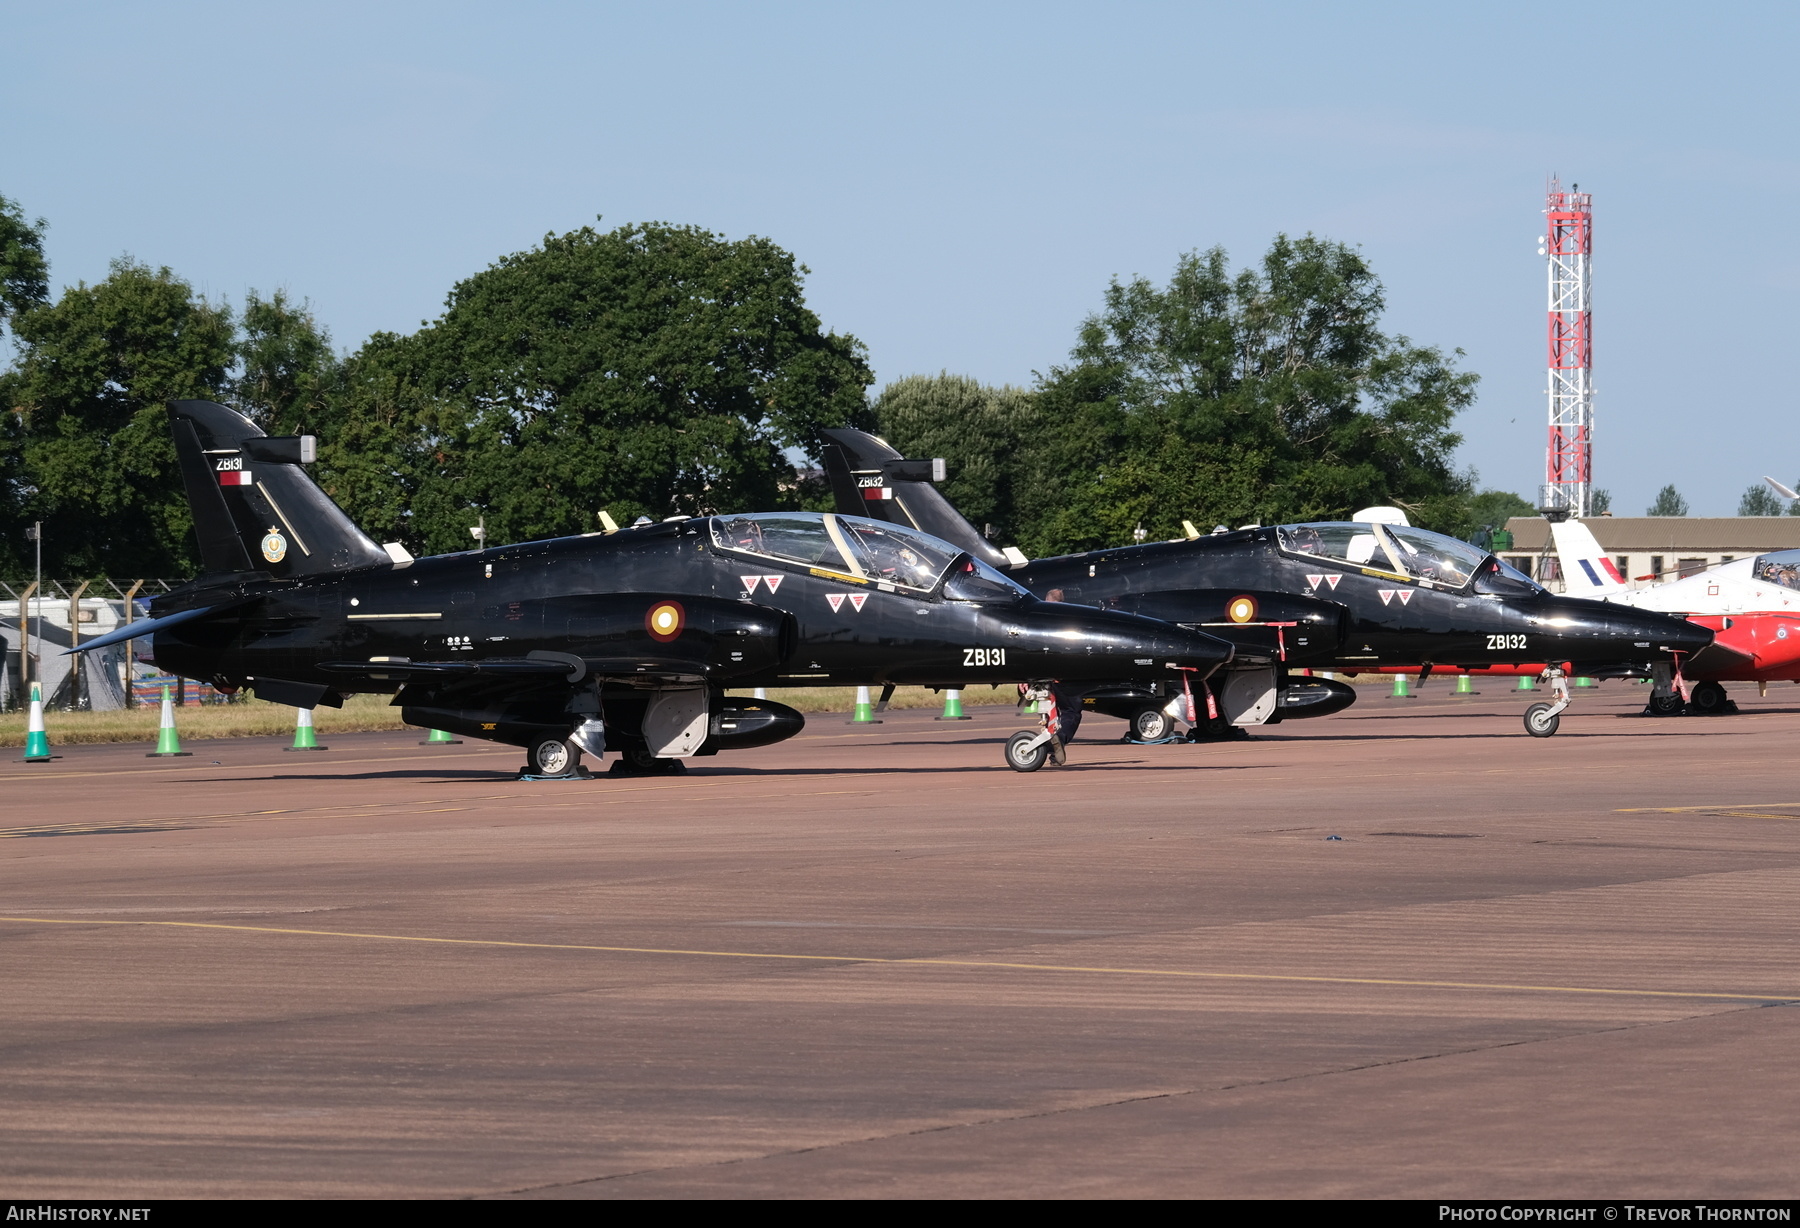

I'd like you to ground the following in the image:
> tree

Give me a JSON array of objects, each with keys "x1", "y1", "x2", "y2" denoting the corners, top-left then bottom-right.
[
  {"x1": 342, "y1": 221, "x2": 875, "y2": 555},
  {"x1": 0, "y1": 192, "x2": 49, "y2": 330},
  {"x1": 1005, "y1": 236, "x2": 1478, "y2": 555},
  {"x1": 1739, "y1": 483, "x2": 1783, "y2": 516},
  {"x1": 1647, "y1": 484, "x2": 1689, "y2": 516},
  {"x1": 1461, "y1": 488, "x2": 1536, "y2": 545},
  {"x1": 4, "y1": 259, "x2": 235, "y2": 575},
  {"x1": 872, "y1": 373, "x2": 1035, "y2": 544},
  {"x1": 231, "y1": 289, "x2": 338, "y2": 433},
  {"x1": 1590, "y1": 488, "x2": 1611, "y2": 515}
]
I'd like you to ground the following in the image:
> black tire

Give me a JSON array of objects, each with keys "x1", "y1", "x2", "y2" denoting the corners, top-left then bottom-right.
[
  {"x1": 1005, "y1": 731, "x2": 1050, "y2": 772},
  {"x1": 1689, "y1": 681, "x2": 1729, "y2": 714},
  {"x1": 1130, "y1": 706, "x2": 1173, "y2": 741},
  {"x1": 1648, "y1": 692, "x2": 1685, "y2": 716},
  {"x1": 528, "y1": 737, "x2": 579, "y2": 776},
  {"x1": 1523, "y1": 702, "x2": 1560, "y2": 738}
]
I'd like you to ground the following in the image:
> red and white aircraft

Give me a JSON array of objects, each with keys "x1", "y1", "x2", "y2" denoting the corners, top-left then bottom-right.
[{"x1": 1550, "y1": 517, "x2": 1800, "y2": 714}]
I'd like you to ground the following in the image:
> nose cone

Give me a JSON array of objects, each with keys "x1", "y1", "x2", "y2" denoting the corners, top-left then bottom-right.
[
  {"x1": 1538, "y1": 597, "x2": 1714, "y2": 660},
  {"x1": 1013, "y1": 602, "x2": 1234, "y2": 681}
]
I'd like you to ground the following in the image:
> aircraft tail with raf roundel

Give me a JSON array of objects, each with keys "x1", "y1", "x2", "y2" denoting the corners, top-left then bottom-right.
[
  {"x1": 1548, "y1": 517, "x2": 1629, "y2": 598},
  {"x1": 169, "y1": 400, "x2": 393, "y2": 579}
]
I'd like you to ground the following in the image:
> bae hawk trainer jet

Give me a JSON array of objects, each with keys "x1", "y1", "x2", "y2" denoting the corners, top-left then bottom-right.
[
  {"x1": 72, "y1": 401, "x2": 1233, "y2": 775},
  {"x1": 821, "y1": 428, "x2": 1713, "y2": 738}
]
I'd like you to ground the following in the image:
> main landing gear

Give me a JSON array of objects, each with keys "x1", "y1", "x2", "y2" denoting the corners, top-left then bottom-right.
[
  {"x1": 1522, "y1": 668, "x2": 1571, "y2": 738},
  {"x1": 522, "y1": 735, "x2": 593, "y2": 780},
  {"x1": 1645, "y1": 678, "x2": 1737, "y2": 717}
]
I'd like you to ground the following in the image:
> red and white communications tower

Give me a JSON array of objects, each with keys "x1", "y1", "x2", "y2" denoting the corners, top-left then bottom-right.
[{"x1": 1540, "y1": 178, "x2": 1594, "y2": 516}]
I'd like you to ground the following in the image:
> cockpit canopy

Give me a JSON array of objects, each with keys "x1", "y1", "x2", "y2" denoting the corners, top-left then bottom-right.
[
  {"x1": 709, "y1": 511, "x2": 1028, "y2": 603},
  {"x1": 1277, "y1": 521, "x2": 1541, "y2": 595},
  {"x1": 1752, "y1": 549, "x2": 1800, "y2": 591}
]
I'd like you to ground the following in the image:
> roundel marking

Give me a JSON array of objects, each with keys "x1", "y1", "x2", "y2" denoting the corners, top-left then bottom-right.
[
  {"x1": 1226, "y1": 595, "x2": 1258, "y2": 624},
  {"x1": 646, "y1": 600, "x2": 685, "y2": 642}
]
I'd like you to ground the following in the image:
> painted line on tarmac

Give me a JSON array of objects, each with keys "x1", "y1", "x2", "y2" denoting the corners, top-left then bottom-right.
[
  {"x1": 1619, "y1": 802, "x2": 1800, "y2": 821},
  {"x1": 1, "y1": 915, "x2": 1793, "y2": 1004},
  {"x1": 3, "y1": 745, "x2": 519, "y2": 782}
]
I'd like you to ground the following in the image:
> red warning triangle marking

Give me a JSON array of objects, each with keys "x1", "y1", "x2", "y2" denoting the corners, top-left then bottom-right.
[
  {"x1": 848, "y1": 592, "x2": 868, "y2": 612},
  {"x1": 825, "y1": 593, "x2": 845, "y2": 612},
  {"x1": 763, "y1": 575, "x2": 783, "y2": 593},
  {"x1": 1324, "y1": 575, "x2": 1341, "y2": 589},
  {"x1": 740, "y1": 575, "x2": 761, "y2": 593},
  {"x1": 1304, "y1": 574, "x2": 1324, "y2": 588},
  {"x1": 1396, "y1": 590, "x2": 1413, "y2": 605},
  {"x1": 1377, "y1": 589, "x2": 1394, "y2": 605}
]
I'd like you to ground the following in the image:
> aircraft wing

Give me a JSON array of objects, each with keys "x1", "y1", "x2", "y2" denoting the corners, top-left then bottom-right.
[
  {"x1": 1683, "y1": 640, "x2": 1757, "y2": 675},
  {"x1": 317, "y1": 653, "x2": 714, "y2": 685}
]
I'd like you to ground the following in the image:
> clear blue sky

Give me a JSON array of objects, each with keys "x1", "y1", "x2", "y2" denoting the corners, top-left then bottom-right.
[{"x1": 5, "y1": 1, "x2": 1795, "y2": 515}]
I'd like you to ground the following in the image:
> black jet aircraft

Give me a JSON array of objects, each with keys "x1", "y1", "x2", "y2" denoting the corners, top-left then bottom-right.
[
  {"x1": 821, "y1": 428, "x2": 1714, "y2": 738},
  {"x1": 74, "y1": 401, "x2": 1235, "y2": 775}
]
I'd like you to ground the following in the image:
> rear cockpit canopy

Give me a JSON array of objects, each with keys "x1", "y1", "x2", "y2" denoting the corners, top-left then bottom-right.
[
  {"x1": 709, "y1": 511, "x2": 1026, "y2": 601},
  {"x1": 1277, "y1": 521, "x2": 1537, "y2": 595}
]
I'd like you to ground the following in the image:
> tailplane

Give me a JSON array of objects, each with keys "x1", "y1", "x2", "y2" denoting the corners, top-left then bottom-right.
[
  {"x1": 170, "y1": 400, "x2": 391, "y2": 578},
  {"x1": 1548, "y1": 517, "x2": 1628, "y2": 598}
]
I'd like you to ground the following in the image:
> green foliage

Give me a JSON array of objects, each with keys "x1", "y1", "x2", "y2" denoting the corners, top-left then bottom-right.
[
  {"x1": 1647, "y1": 484, "x2": 1689, "y2": 516},
  {"x1": 1460, "y1": 489, "x2": 1536, "y2": 541},
  {"x1": 231, "y1": 290, "x2": 338, "y2": 434},
  {"x1": 873, "y1": 373, "x2": 1034, "y2": 541},
  {"x1": 1590, "y1": 488, "x2": 1611, "y2": 515},
  {"x1": 1739, "y1": 483, "x2": 1784, "y2": 516},
  {"x1": 333, "y1": 221, "x2": 874, "y2": 555},
  {"x1": 1001, "y1": 236, "x2": 1476, "y2": 555},
  {"x1": 4, "y1": 259, "x2": 235, "y2": 575},
  {"x1": 0, "y1": 193, "x2": 49, "y2": 328}
]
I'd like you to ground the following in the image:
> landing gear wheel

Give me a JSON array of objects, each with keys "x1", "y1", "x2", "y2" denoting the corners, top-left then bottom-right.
[
  {"x1": 1005, "y1": 731, "x2": 1050, "y2": 772},
  {"x1": 1523, "y1": 702, "x2": 1560, "y2": 738},
  {"x1": 1689, "y1": 681, "x2": 1729, "y2": 714},
  {"x1": 528, "y1": 737, "x2": 579, "y2": 776},
  {"x1": 1130, "y1": 706, "x2": 1173, "y2": 742},
  {"x1": 1648, "y1": 692, "x2": 1685, "y2": 716}
]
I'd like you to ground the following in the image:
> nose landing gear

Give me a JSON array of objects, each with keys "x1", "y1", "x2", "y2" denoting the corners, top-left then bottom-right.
[
  {"x1": 1005, "y1": 683, "x2": 1067, "y2": 771},
  {"x1": 1523, "y1": 668, "x2": 1571, "y2": 738}
]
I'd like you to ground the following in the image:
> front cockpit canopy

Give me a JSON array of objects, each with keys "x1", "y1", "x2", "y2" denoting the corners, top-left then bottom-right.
[
  {"x1": 1277, "y1": 521, "x2": 1540, "y2": 595},
  {"x1": 1752, "y1": 549, "x2": 1800, "y2": 591},
  {"x1": 710, "y1": 511, "x2": 1027, "y2": 601}
]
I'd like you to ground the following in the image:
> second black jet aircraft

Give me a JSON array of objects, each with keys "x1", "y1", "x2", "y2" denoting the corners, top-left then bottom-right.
[
  {"x1": 821, "y1": 428, "x2": 1713, "y2": 739},
  {"x1": 75, "y1": 401, "x2": 1234, "y2": 775}
]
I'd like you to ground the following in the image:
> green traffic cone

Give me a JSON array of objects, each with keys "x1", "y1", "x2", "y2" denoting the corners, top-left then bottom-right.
[
  {"x1": 22, "y1": 682, "x2": 55, "y2": 762},
  {"x1": 1452, "y1": 674, "x2": 1478, "y2": 696},
  {"x1": 1389, "y1": 674, "x2": 1415, "y2": 699},
  {"x1": 847, "y1": 684, "x2": 881, "y2": 724},
  {"x1": 1516, "y1": 674, "x2": 1536, "y2": 692},
  {"x1": 1574, "y1": 676, "x2": 1597, "y2": 688},
  {"x1": 935, "y1": 687, "x2": 971, "y2": 721},
  {"x1": 285, "y1": 706, "x2": 327, "y2": 751},
  {"x1": 420, "y1": 726, "x2": 462, "y2": 746},
  {"x1": 147, "y1": 685, "x2": 191, "y2": 757}
]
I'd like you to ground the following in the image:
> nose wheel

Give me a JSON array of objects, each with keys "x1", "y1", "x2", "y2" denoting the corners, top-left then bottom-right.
[
  {"x1": 1523, "y1": 702, "x2": 1560, "y2": 737},
  {"x1": 1005, "y1": 730, "x2": 1051, "y2": 772}
]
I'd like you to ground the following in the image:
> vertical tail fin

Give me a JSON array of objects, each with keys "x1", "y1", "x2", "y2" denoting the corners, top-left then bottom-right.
[
  {"x1": 820, "y1": 428, "x2": 1015, "y2": 569},
  {"x1": 1548, "y1": 518, "x2": 1628, "y2": 597},
  {"x1": 169, "y1": 400, "x2": 390, "y2": 577}
]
